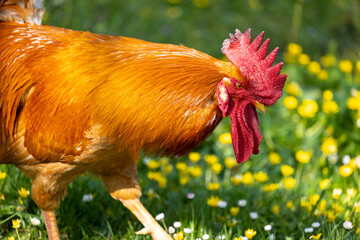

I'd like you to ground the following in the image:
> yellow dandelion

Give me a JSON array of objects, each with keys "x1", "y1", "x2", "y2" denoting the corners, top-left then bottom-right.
[
  {"x1": 321, "y1": 137, "x2": 337, "y2": 155},
  {"x1": 269, "y1": 152, "x2": 282, "y2": 165},
  {"x1": 192, "y1": 0, "x2": 210, "y2": 8},
  {"x1": 311, "y1": 233, "x2": 322, "y2": 239},
  {"x1": 271, "y1": 205, "x2": 280, "y2": 215},
  {"x1": 204, "y1": 154, "x2": 218, "y2": 165},
  {"x1": 18, "y1": 187, "x2": 29, "y2": 198},
  {"x1": 157, "y1": 176, "x2": 167, "y2": 188},
  {"x1": 310, "y1": 194, "x2": 320, "y2": 206},
  {"x1": 179, "y1": 174, "x2": 190, "y2": 185},
  {"x1": 332, "y1": 188, "x2": 342, "y2": 200},
  {"x1": 355, "y1": 202, "x2": 360, "y2": 213},
  {"x1": 174, "y1": 231, "x2": 184, "y2": 240},
  {"x1": 319, "y1": 179, "x2": 330, "y2": 190},
  {"x1": 230, "y1": 175, "x2": 242, "y2": 186},
  {"x1": 253, "y1": 171, "x2": 269, "y2": 183},
  {"x1": 339, "y1": 60, "x2": 353, "y2": 74},
  {"x1": 175, "y1": 162, "x2": 187, "y2": 171},
  {"x1": 281, "y1": 165, "x2": 294, "y2": 177},
  {"x1": 284, "y1": 177, "x2": 296, "y2": 189},
  {"x1": 0, "y1": 171, "x2": 6, "y2": 180},
  {"x1": 189, "y1": 166, "x2": 202, "y2": 178},
  {"x1": 12, "y1": 219, "x2": 20, "y2": 229},
  {"x1": 286, "y1": 201, "x2": 294, "y2": 209},
  {"x1": 347, "y1": 96, "x2": 360, "y2": 110},
  {"x1": 8, "y1": 237, "x2": 15, "y2": 240},
  {"x1": 287, "y1": 43, "x2": 302, "y2": 57},
  {"x1": 284, "y1": 82, "x2": 302, "y2": 96},
  {"x1": 147, "y1": 159, "x2": 160, "y2": 169},
  {"x1": 162, "y1": 164, "x2": 173, "y2": 175},
  {"x1": 323, "y1": 90, "x2": 333, "y2": 101},
  {"x1": 321, "y1": 54, "x2": 336, "y2": 67},
  {"x1": 318, "y1": 199, "x2": 326, "y2": 212},
  {"x1": 317, "y1": 69, "x2": 329, "y2": 80},
  {"x1": 263, "y1": 183, "x2": 279, "y2": 192},
  {"x1": 207, "y1": 195, "x2": 221, "y2": 207},
  {"x1": 322, "y1": 100, "x2": 339, "y2": 114},
  {"x1": 0, "y1": 193, "x2": 5, "y2": 201},
  {"x1": 300, "y1": 199, "x2": 312, "y2": 211},
  {"x1": 219, "y1": 133, "x2": 232, "y2": 144},
  {"x1": 245, "y1": 229, "x2": 257, "y2": 239},
  {"x1": 189, "y1": 152, "x2": 201, "y2": 163},
  {"x1": 295, "y1": 150, "x2": 312, "y2": 163},
  {"x1": 308, "y1": 61, "x2": 322, "y2": 74},
  {"x1": 242, "y1": 171, "x2": 254, "y2": 185},
  {"x1": 211, "y1": 163, "x2": 223, "y2": 175},
  {"x1": 339, "y1": 165, "x2": 353, "y2": 177},
  {"x1": 328, "y1": 211, "x2": 336, "y2": 222},
  {"x1": 298, "y1": 53, "x2": 311, "y2": 65},
  {"x1": 283, "y1": 96, "x2": 298, "y2": 109},
  {"x1": 208, "y1": 182, "x2": 220, "y2": 191},
  {"x1": 297, "y1": 99, "x2": 319, "y2": 118},
  {"x1": 229, "y1": 206, "x2": 240, "y2": 216},
  {"x1": 224, "y1": 157, "x2": 237, "y2": 169}
]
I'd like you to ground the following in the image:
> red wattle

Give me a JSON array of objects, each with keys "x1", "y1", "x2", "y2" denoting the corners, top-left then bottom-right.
[{"x1": 230, "y1": 100, "x2": 262, "y2": 163}]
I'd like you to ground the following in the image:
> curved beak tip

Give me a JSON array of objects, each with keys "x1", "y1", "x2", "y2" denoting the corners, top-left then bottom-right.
[{"x1": 252, "y1": 100, "x2": 266, "y2": 113}]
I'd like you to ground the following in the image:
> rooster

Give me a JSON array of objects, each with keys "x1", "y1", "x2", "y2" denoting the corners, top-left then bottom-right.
[{"x1": 0, "y1": 0, "x2": 286, "y2": 239}]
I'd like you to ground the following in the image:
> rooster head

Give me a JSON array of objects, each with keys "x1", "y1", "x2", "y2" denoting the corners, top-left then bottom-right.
[{"x1": 216, "y1": 29, "x2": 287, "y2": 163}]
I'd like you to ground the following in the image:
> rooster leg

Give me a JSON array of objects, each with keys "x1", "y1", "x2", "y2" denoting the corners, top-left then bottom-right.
[{"x1": 41, "y1": 210, "x2": 60, "y2": 240}]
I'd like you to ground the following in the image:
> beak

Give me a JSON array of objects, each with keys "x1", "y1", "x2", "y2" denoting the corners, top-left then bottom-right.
[
  {"x1": 251, "y1": 100, "x2": 266, "y2": 114},
  {"x1": 222, "y1": 77, "x2": 231, "y2": 87}
]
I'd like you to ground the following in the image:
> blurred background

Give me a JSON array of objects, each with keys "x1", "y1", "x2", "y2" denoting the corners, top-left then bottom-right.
[{"x1": 43, "y1": 0, "x2": 360, "y2": 60}]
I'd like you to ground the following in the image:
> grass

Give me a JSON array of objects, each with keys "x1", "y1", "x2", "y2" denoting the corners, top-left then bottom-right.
[{"x1": 1, "y1": 0, "x2": 360, "y2": 240}]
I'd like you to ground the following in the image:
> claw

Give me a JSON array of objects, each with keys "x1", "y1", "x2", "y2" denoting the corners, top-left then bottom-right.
[{"x1": 136, "y1": 227, "x2": 152, "y2": 235}]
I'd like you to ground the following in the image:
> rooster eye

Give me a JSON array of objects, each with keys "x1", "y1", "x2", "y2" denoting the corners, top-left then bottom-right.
[{"x1": 235, "y1": 82, "x2": 242, "y2": 89}]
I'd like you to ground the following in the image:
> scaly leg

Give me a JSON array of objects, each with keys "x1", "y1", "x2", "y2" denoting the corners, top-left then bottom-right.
[
  {"x1": 41, "y1": 210, "x2": 60, "y2": 240},
  {"x1": 121, "y1": 198, "x2": 172, "y2": 240}
]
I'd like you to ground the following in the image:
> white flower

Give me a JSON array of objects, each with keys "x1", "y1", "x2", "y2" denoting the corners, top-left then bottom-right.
[
  {"x1": 343, "y1": 221, "x2": 353, "y2": 229},
  {"x1": 30, "y1": 217, "x2": 41, "y2": 226},
  {"x1": 354, "y1": 156, "x2": 360, "y2": 168},
  {"x1": 269, "y1": 234, "x2": 275, "y2": 240},
  {"x1": 357, "y1": 119, "x2": 360, "y2": 128},
  {"x1": 327, "y1": 154, "x2": 338, "y2": 164},
  {"x1": 304, "y1": 227, "x2": 313, "y2": 233},
  {"x1": 202, "y1": 234, "x2": 210, "y2": 240},
  {"x1": 155, "y1": 213, "x2": 165, "y2": 221},
  {"x1": 264, "y1": 224, "x2": 272, "y2": 231},
  {"x1": 168, "y1": 226, "x2": 175, "y2": 234},
  {"x1": 217, "y1": 235, "x2": 225, "y2": 239},
  {"x1": 187, "y1": 192, "x2": 195, "y2": 199},
  {"x1": 217, "y1": 200, "x2": 227, "y2": 208},
  {"x1": 238, "y1": 199, "x2": 247, "y2": 207},
  {"x1": 240, "y1": 237, "x2": 248, "y2": 240},
  {"x1": 249, "y1": 212, "x2": 258, "y2": 219},
  {"x1": 82, "y1": 194, "x2": 93, "y2": 202},
  {"x1": 173, "y1": 221, "x2": 181, "y2": 228},
  {"x1": 143, "y1": 157, "x2": 151, "y2": 165},
  {"x1": 184, "y1": 228, "x2": 192, "y2": 234},
  {"x1": 342, "y1": 155, "x2": 351, "y2": 165},
  {"x1": 311, "y1": 222, "x2": 320, "y2": 228}
]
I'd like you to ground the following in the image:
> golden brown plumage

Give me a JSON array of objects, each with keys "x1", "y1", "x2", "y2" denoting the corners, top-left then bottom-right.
[{"x1": 0, "y1": 1, "x2": 286, "y2": 239}]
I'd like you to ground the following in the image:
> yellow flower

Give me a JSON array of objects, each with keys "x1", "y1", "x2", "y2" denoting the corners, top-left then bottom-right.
[
  {"x1": 339, "y1": 60, "x2": 353, "y2": 73},
  {"x1": 281, "y1": 165, "x2": 294, "y2": 176},
  {"x1": 317, "y1": 69, "x2": 329, "y2": 80},
  {"x1": 176, "y1": 162, "x2": 187, "y2": 171},
  {"x1": 297, "y1": 99, "x2": 319, "y2": 118},
  {"x1": 271, "y1": 205, "x2": 280, "y2": 215},
  {"x1": 339, "y1": 165, "x2": 353, "y2": 177},
  {"x1": 310, "y1": 194, "x2": 320, "y2": 205},
  {"x1": 318, "y1": 199, "x2": 326, "y2": 212},
  {"x1": 295, "y1": 150, "x2": 312, "y2": 163},
  {"x1": 208, "y1": 182, "x2": 220, "y2": 191},
  {"x1": 311, "y1": 233, "x2": 322, "y2": 239},
  {"x1": 242, "y1": 171, "x2": 254, "y2": 185},
  {"x1": 204, "y1": 154, "x2": 218, "y2": 165},
  {"x1": 287, "y1": 43, "x2": 302, "y2": 57},
  {"x1": 355, "y1": 202, "x2": 360, "y2": 213},
  {"x1": 269, "y1": 152, "x2": 281, "y2": 165},
  {"x1": 0, "y1": 171, "x2": 6, "y2": 180},
  {"x1": 284, "y1": 177, "x2": 296, "y2": 189},
  {"x1": 319, "y1": 179, "x2": 330, "y2": 190},
  {"x1": 157, "y1": 175, "x2": 167, "y2": 188},
  {"x1": 0, "y1": 193, "x2": 5, "y2": 201},
  {"x1": 189, "y1": 166, "x2": 202, "y2": 178},
  {"x1": 298, "y1": 53, "x2": 311, "y2": 65},
  {"x1": 347, "y1": 96, "x2": 360, "y2": 110},
  {"x1": 332, "y1": 188, "x2": 342, "y2": 200},
  {"x1": 230, "y1": 175, "x2": 242, "y2": 186},
  {"x1": 12, "y1": 219, "x2": 20, "y2": 229},
  {"x1": 219, "y1": 133, "x2": 232, "y2": 144},
  {"x1": 321, "y1": 137, "x2": 337, "y2": 155},
  {"x1": 307, "y1": 61, "x2": 321, "y2": 74},
  {"x1": 189, "y1": 152, "x2": 200, "y2": 163},
  {"x1": 284, "y1": 82, "x2": 302, "y2": 96},
  {"x1": 321, "y1": 54, "x2": 336, "y2": 67},
  {"x1": 147, "y1": 171, "x2": 162, "y2": 181},
  {"x1": 179, "y1": 174, "x2": 189, "y2": 185},
  {"x1": 245, "y1": 229, "x2": 257, "y2": 239},
  {"x1": 283, "y1": 96, "x2": 298, "y2": 109},
  {"x1": 207, "y1": 195, "x2": 221, "y2": 207},
  {"x1": 174, "y1": 231, "x2": 184, "y2": 240},
  {"x1": 211, "y1": 163, "x2": 223, "y2": 175},
  {"x1": 8, "y1": 237, "x2": 15, "y2": 240},
  {"x1": 18, "y1": 188, "x2": 29, "y2": 198},
  {"x1": 229, "y1": 206, "x2": 240, "y2": 216},
  {"x1": 328, "y1": 211, "x2": 336, "y2": 222},
  {"x1": 323, "y1": 90, "x2": 333, "y2": 100},
  {"x1": 300, "y1": 199, "x2": 312, "y2": 211},
  {"x1": 162, "y1": 164, "x2": 173, "y2": 174},
  {"x1": 147, "y1": 159, "x2": 160, "y2": 169},
  {"x1": 322, "y1": 100, "x2": 339, "y2": 114},
  {"x1": 224, "y1": 157, "x2": 237, "y2": 168},
  {"x1": 286, "y1": 201, "x2": 294, "y2": 209},
  {"x1": 253, "y1": 171, "x2": 269, "y2": 183},
  {"x1": 192, "y1": 0, "x2": 210, "y2": 8},
  {"x1": 263, "y1": 183, "x2": 279, "y2": 192}
]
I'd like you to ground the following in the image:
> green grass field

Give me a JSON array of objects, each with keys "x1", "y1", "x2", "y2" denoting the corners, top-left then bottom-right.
[{"x1": 1, "y1": 0, "x2": 360, "y2": 239}]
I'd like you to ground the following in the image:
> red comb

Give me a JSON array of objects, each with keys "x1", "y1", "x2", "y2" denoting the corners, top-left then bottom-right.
[{"x1": 222, "y1": 29, "x2": 287, "y2": 106}]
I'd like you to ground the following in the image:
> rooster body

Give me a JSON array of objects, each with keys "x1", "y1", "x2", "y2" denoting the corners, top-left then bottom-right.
[{"x1": 0, "y1": 1, "x2": 286, "y2": 239}]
